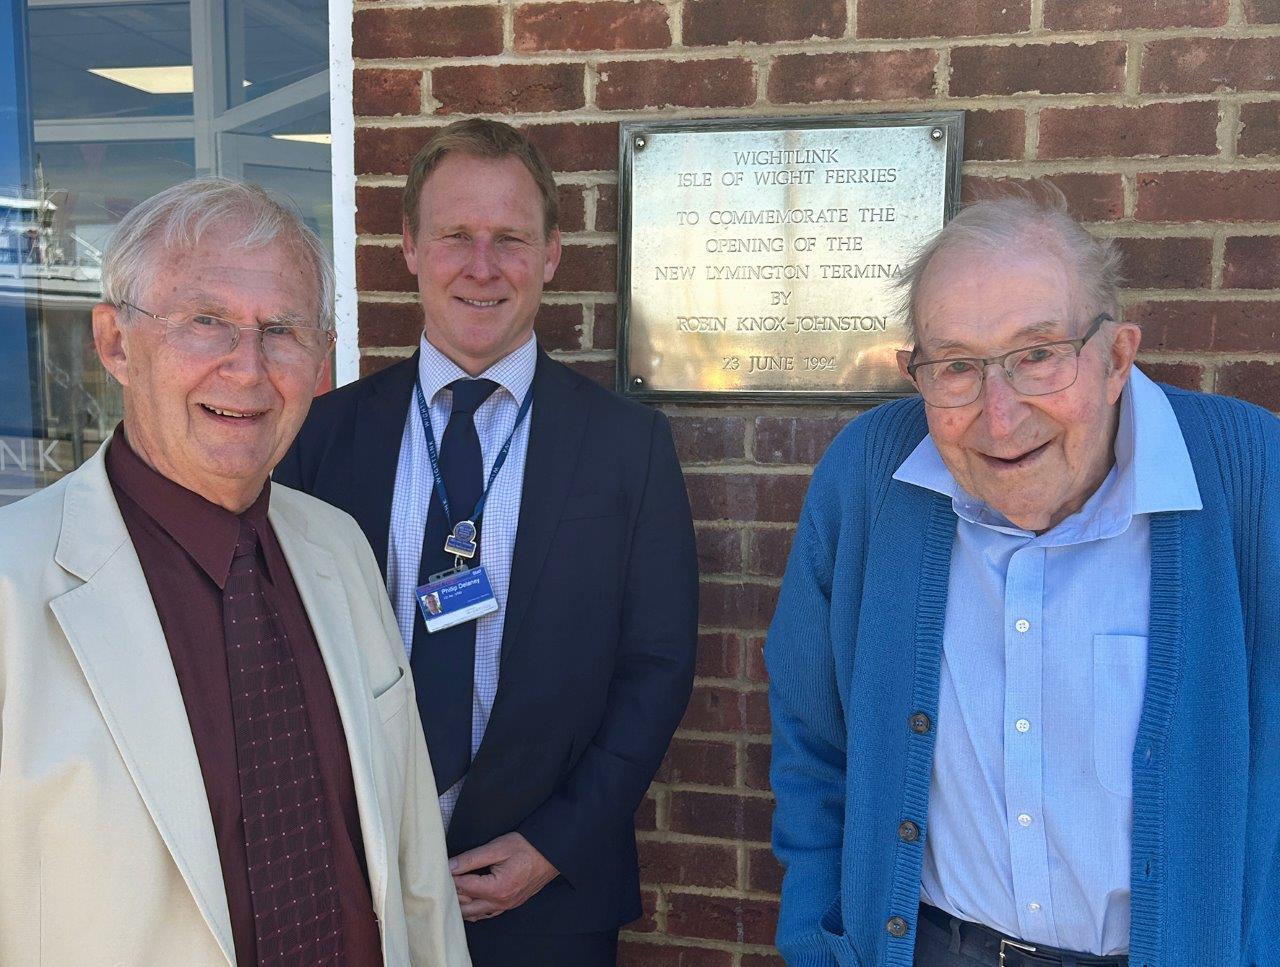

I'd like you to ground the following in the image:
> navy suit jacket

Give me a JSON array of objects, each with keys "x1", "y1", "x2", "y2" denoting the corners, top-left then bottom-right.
[{"x1": 274, "y1": 348, "x2": 698, "y2": 935}]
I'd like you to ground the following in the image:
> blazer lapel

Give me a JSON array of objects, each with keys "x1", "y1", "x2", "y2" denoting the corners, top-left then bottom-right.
[
  {"x1": 269, "y1": 498, "x2": 391, "y2": 923},
  {"x1": 351, "y1": 353, "x2": 419, "y2": 576},
  {"x1": 50, "y1": 447, "x2": 235, "y2": 966}
]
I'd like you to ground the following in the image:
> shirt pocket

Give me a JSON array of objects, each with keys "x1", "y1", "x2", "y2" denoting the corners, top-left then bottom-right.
[{"x1": 1092, "y1": 634, "x2": 1148, "y2": 798}]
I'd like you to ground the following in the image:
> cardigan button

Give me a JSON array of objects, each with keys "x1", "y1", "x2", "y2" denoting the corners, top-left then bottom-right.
[
  {"x1": 909, "y1": 712, "x2": 932, "y2": 734},
  {"x1": 886, "y1": 916, "x2": 909, "y2": 938},
  {"x1": 897, "y1": 820, "x2": 920, "y2": 842}
]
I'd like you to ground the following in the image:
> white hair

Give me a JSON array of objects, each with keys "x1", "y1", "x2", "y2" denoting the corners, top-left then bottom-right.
[
  {"x1": 100, "y1": 176, "x2": 335, "y2": 329},
  {"x1": 896, "y1": 183, "x2": 1124, "y2": 345}
]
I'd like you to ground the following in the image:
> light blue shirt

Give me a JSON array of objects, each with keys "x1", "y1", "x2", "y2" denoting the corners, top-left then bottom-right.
[
  {"x1": 892, "y1": 367, "x2": 1202, "y2": 955},
  {"x1": 388, "y1": 333, "x2": 535, "y2": 828}
]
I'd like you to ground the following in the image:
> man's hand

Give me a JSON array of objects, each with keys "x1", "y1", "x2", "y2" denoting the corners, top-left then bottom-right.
[{"x1": 449, "y1": 832, "x2": 559, "y2": 922}]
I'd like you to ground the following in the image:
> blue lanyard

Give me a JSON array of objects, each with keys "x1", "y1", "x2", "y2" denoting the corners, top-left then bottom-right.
[{"x1": 414, "y1": 379, "x2": 533, "y2": 531}]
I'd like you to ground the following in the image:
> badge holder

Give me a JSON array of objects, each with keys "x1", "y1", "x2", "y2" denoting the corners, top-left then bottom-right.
[{"x1": 417, "y1": 520, "x2": 499, "y2": 633}]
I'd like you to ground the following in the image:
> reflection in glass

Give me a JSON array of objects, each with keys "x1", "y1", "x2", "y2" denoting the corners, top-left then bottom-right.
[{"x1": 228, "y1": 0, "x2": 329, "y2": 105}]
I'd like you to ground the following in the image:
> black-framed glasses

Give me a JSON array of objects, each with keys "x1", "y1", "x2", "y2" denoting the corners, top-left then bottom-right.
[
  {"x1": 901, "y1": 313, "x2": 1112, "y2": 409},
  {"x1": 120, "y1": 301, "x2": 335, "y2": 369}
]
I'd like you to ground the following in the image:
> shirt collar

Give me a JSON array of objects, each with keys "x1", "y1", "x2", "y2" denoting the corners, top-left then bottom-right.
[
  {"x1": 417, "y1": 333, "x2": 537, "y2": 407},
  {"x1": 892, "y1": 366, "x2": 1202, "y2": 544},
  {"x1": 105, "y1": 426, "x2": 273, "y2": 589}
]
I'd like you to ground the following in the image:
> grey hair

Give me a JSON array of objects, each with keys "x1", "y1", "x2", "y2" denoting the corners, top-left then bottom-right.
[
  {"x1": 100, "y1": 176, "x2": 335, "y2": 329},
  {"x1": 896, "y1": 183, "x2": 1124, "y2": 345}
]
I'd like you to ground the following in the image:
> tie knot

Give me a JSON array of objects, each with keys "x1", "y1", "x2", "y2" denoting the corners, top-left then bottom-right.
[
  {"x1": 233, "y1": 522, "x2": 259, "y2": 562},
  {"x1": 448, "y1": 378, "x2": 499, "y2": 417}
]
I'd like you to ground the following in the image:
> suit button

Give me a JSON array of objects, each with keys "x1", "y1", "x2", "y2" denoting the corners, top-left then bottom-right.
[
  {"x1": 886, "y1": 916, "x2": 909, "y2": 938},
  {"x1": 909, "y1": 712, "x2": 931, "y2": 734},
  {"x1": 898, "y1": 820, "x2": 920, "y2": 842}
]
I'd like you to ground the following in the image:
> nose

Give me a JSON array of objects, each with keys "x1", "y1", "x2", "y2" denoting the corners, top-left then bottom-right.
[
  {"x1": 464, "y1": 237, "x2": 500, "y2": 280},
  {"x1": 219, "y1": 327, "x2": 270, "y2": 382},
  {"x1": 977, "y1": 364, "x2": 1026, "y2": 438}
]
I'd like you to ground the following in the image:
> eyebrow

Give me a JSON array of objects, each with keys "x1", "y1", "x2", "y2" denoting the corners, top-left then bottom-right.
[
  {"x1": 178, "y1": 295, "x2": 309, "y2": 327},
  {"x1": 923, "y1": 319, "x2": 1067, "y2": 356}
]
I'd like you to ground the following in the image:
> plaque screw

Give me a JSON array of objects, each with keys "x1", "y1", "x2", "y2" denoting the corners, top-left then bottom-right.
[
  {"x1": 631, "y1": 376, "x2": 645, "y2": 389},
  {"x1": 634, "y1": 136, "x2": 647, "y2": 150},
  {"x1": 930, "y1": 127, "x2": 944, "y2": 141}
]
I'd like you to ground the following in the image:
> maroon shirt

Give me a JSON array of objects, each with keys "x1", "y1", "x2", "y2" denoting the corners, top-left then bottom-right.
[{"x1": 106, "y1": 432, "x2": 382, "y2": 966}]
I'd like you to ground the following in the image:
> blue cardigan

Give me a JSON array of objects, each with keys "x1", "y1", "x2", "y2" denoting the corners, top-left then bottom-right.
[{"x1": 766, "y1": 387, "x2": 1280, "y2": 967}]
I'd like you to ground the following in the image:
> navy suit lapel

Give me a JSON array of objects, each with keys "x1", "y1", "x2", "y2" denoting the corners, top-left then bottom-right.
[{"x1": 351, "y1": 354, "x2": 418, "y2": 577}]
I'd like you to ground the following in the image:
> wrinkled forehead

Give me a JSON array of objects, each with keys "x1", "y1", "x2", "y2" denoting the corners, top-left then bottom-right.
[{"x1": 914, "y1": 246, "x2": 1083, "y2": 353}]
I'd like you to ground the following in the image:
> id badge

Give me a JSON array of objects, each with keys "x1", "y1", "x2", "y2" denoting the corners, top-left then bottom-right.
[{"x1": 416, "y1": 564, "x2": 499, "y2": 633}]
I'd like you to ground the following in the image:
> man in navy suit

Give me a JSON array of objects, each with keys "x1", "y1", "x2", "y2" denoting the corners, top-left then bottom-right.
[{"x1": 275, "y1": 117, "x2": 698, "y2": 966}]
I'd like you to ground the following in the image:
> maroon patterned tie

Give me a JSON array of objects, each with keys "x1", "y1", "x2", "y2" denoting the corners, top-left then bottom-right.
[{"x1": 223, "y1": 521, "x2": 346, "y2": 965}]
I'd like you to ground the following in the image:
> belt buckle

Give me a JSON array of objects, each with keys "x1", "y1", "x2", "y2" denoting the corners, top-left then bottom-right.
[{"x1": 998, "y1": 937, "x2": 1038, "y2": 966}]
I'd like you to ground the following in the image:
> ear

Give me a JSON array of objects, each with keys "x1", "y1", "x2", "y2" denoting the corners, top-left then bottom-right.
[
  {"x1": 312, "y1": 352, "x2": 333, "y2": 395},
  {"x1": 92, "y1": 302, "x2": 131, "y2": 386},
  {"x1": 1105, "y1": 321, "x2": 1142, "y2": 403},
  {"x1": 543, "y1": 227, "x2": 562, "y2": 285},
  {"x1": 402, "y1": 216, "x2": 420, "y2": 276},
  {"x1": 896, "y1": 348, "x2": 914, "y2": 383}
]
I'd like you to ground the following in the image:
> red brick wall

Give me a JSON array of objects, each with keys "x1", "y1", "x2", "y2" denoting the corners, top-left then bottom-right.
[{"x1": 351, "y1": 2, "x2": 1280, "y2": 962}]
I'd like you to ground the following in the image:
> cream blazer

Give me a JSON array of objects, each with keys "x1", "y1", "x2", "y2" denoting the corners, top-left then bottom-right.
[{"x1": 0, "y1": 441, "x2": 470, "y2": 967}]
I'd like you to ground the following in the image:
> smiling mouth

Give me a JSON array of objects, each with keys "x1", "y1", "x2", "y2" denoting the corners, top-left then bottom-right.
[
  {"x1": 200, "y1": 403, "x2": 265, "y2": 420},
  {"x1": 457, "y1": 297, "x2": 505, "y2": 308},
  {"x1": 981, "y1": 440, "x2": 1050, "y2": 468}
]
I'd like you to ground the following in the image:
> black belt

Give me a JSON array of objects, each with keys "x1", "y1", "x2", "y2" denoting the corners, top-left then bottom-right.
[{"x1": 917, "y1": 904, "x2": 1129, "y2": 967}]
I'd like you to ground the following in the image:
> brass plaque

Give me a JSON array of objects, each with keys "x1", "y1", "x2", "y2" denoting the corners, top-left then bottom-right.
[{"x1": 618, "y1": 113, "x2": 962, "y2": 401}]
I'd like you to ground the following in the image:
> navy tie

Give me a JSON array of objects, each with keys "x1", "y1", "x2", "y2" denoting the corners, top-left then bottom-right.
[{"x1": 411, "y1": 377, "x2": 499, "y2": 794}]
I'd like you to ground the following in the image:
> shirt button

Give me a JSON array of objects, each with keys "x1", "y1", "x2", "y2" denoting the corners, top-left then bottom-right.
[
  {"x1": 886, "y1": 916, "x2": 909, "y2": 938},
  {"x1": 1027, "y1": 902, "x2": 1042, "y2": 913},
  {"x1": 909, "y1": 712, "x2": 932, "y2": 734},
  {"x1": 1015, "y1": 719, "x2": 1031, "y2": 733},
  {"x1": 897, "y1": 820, "x2": 920, "y2": 843},
  {"x1": 1015, "y1": 619, "x2": 1030, "y2": 633},
  {"x1": 1018, "y1": 813, "x2": 1033, "y2": 827}
]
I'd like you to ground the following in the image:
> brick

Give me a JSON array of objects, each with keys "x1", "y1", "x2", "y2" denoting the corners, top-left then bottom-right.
[
  {"x1": 561, "y1": 357, "x2": 615, "y2": 387},
  {"x1": 682, "y1": 684, "x2": 755, "y2": 733},
  {"x1": 432, "y1": 63, "x2": 585, "y2": 116},
  {"x1": 355, "y1": 185, "x2": 404, "y2": 236},
  {"x1": 353, "y1": 68, "x2": 420, "y2": 118},
  {"x1": 744, "y1": 741, "x2": 771, "y2": 791},
  {"x1": 594, "y1": 186, "x2": 619, "y2": 235},
  {"x1": 860, "y1": 0, "x2": 1030, "y2": 38},
  {"x1": 670, "y1": 415, "x2": 748, "y2": 463},
  {"x1": 1244, "y1": 0, "x2": 1280, "y2": 21},
  {"x1": 638, "y1": 839, "x2": 737, "y2": 888},
  {"x1": 768, "y1": 50, "x2": 938, "y2": 104},
  {"x1": 1216, "y1": 362, "x2": 1280, "y2": 410},
  {"x1": 547, "y1": 243, "x2": 616, "y2": 293},
  {"x1": 1045, "y1": 0, "x2": 1227, "y2": 29},
  {"x1": 1223, "y1": 236, "x2": 1280, "y2": 289},
  {"x1": 535, "y1": 303, "x2": 586, "y2": 351},
  {"x1": 1136, "y1": 170, "x2": 1280, "y2": 223},
  {"x1": 1143, "y1": 38, "x2": 1280, "y2": 94},
  {"x1": 685, "y1": 472, "x2": 810, "y2": 522},
  {"x1": 353, "y1": 6, "x2": 502, "y2": 59},
  {"x1": 1114, "y1": 237, "x2": 1212, "y2": 290},
  {"x1": 636, "y1": 795, "x2": 657, "y2": 832},
  {"x1": 618, "y1": 941, "x2": 734, "y2": 967},
  {"x1": 355, "y1": 126, "x2": 437, "y2": 177},
  {"x1": 963, "y1": 109, "x2": 1026, "y2": 162},
  {"x1": 597, "y1": 58, "x2": 756, "y2": 110},
  {"x1": 742, "y1": 954, "x2": 788, "y2": 967},
  {"x1": 666, "y1": 891, "x2": 779, "y2": 945},
  {"x1": 963, "y1": 173, "x2": 1125, "y2": 222},
  {"x1": 1136, "y1": 360, "x2": 1204, "y2": 391},
  {"x1": 754, "y1": 415, "x2": 847, "y2": 464},
  {"x1": 685, "y1": 0, "x2": 845, "y2": 45},
  {"x1": 1127, "y1": 300, "x2": 1280, "y2": 352},
  {"x1": 699, "y1": 581, "x2": 780, "y2": 629},
  {"x1": 525, "y1": 122, "x2": 618, "y2": 172},
  {"x1": 557, "y1": 185, "x2": 585, "y2": 233},
  {"x1": 359, "y1": 354, "x2": 402, "y2": 378},
  {"x1": 1038, "y1": 103, "x2": 1218, "y2": 160},
  {"x1": 747, "y1": 528, "x2": 794, "y2": 578},
  {"x1": 696, "y1": 525, "x2": 742, "y2": 575},
  {"x1": 516, "y1": 1, "x2": 670, "y2": 52},
  {"x1": 949, "y1": 42, "x2": 1126, "y2": 97},
  {"x1": 657, "y1": 737, "x2": 738, "y2": 786},
  {"x1": 744, "y1": 634, "x2": 768, "y2": 683},
  {"x1": 359, "y1": 300, "x2": 421, "y2": 348},
  {"x1": 631, "y1": 887, "x2": 659, "y2": 932},
  {"x1": 696, "y1": 632, "x2": 743, "y2": 679},
  {"x1": 593, "y1": 302, "x2": 617, "y2": 350},
  {"x1": 669, "y1": 790, "x2": 774, "y2": 841},
  {"x1": 1240, "y1": 102, "x2": 1280, "y2": 156},
  {"x1": 356, "y1": 244, "x2": 414, "y2": 293},
  {"x1": 747, "y1": 846, "x2": 783, "y2": 893}
]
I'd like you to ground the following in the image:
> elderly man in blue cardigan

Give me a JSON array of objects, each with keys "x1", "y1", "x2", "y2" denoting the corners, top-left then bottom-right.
[{"x1": 767, "y1": 193, "x2": 1278, "y2": 967}]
